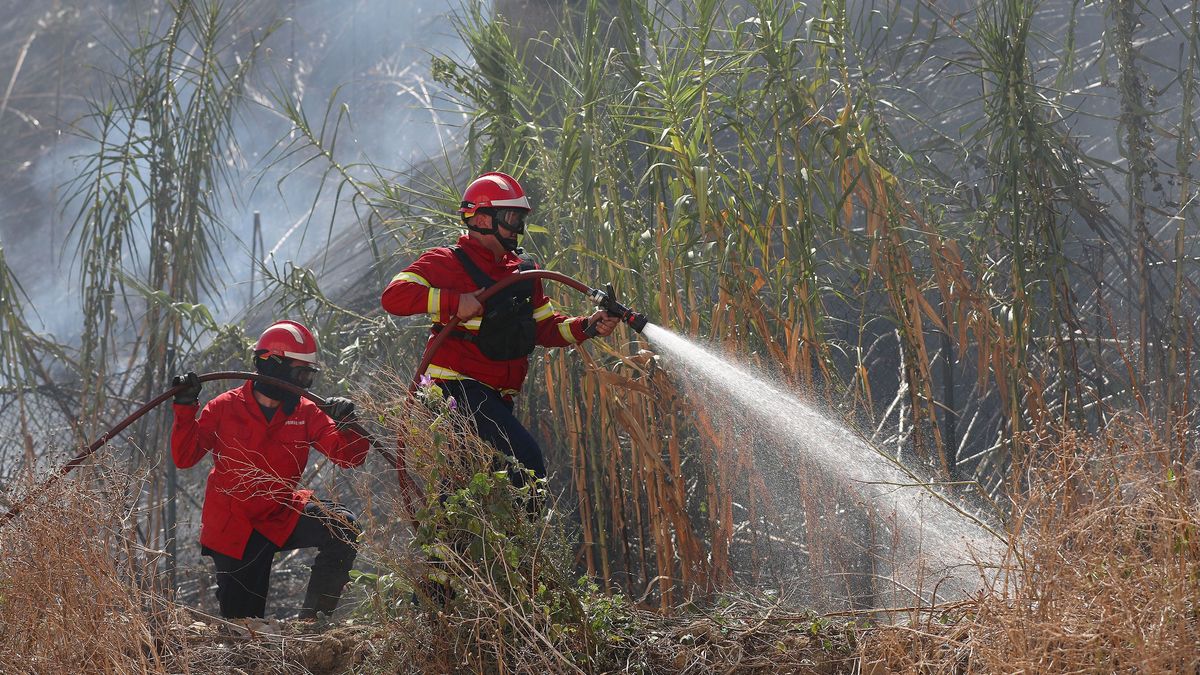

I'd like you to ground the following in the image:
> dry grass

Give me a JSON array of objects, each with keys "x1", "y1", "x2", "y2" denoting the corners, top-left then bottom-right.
[
  {"x1": 861, "y1": 423, "x2": 1200, "y2": 673},
  {"x1": 4, "y1": 416, "x2": 1198, "y2": 673},
  {"x1": 0, "y1": 472, "x2": 171, "y2": 672}
]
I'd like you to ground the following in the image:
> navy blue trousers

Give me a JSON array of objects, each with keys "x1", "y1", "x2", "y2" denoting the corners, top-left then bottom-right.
[
  {"x1": 203, "y1": 500, "x2": 359, "y2": 619},
  {"x1": 438, "y1": 378, "x2": 547, "y2": 482}
]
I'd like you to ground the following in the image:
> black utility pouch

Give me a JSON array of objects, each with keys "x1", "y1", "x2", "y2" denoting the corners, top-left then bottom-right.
[{"x1": 453, "y1": 247, "x2": 538, "y2": 360}]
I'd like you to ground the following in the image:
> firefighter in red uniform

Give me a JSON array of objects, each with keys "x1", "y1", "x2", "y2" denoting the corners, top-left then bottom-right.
[
  {"x1": 381, "y1": 171, "x2": 618, "y2": 484},
  {"x1": 170, "y1": 320, "x2": 369, "y2": 620}
]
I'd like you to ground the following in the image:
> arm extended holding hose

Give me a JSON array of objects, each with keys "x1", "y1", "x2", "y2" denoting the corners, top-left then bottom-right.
[{"x1": 407, "y1": 269, "x2": 647, "y2": 393}]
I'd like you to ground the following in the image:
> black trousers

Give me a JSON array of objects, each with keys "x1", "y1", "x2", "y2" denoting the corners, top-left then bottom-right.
[
  {"x1": 203, "y1": 500, "x2": 359, "y2": 619},
  {"x1": 438, "y1": 378, "x2": 547, "y2": 482}
]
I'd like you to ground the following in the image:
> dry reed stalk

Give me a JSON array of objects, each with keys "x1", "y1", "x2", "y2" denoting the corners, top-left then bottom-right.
[
  {"x1": 619, "y1": 396, "x2": 676, "y2": 608},
  {"x1": 587, "y1": 367, "x2": 615, "y2": 583},
  {"x1": 597, "y1": 364, "x2": 635, "y2": 588},
  {"x1": 552, "y1": 354, "x2": 599, "y2": 578},
  {"x1": 890, "y1": 193, "x2": 1062, "y2": 465},
  {"x1": 840, "y1": 148, "x2": 945, "y2": 466},
  {"x1": 652, "y1": 390, "x2": 712, "y2": 592}
]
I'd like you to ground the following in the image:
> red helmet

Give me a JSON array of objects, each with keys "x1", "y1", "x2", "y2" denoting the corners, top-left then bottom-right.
[
  {"x1": 458, "y1": 171, "x2": 531, "y2": 218},
  {"x1": 254, "y1": 320, "x2": 320, "y2": 367}
]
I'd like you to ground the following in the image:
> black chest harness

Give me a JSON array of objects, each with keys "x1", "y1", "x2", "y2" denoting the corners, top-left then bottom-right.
[{"x1": 432, "y1": 246, "x2": 538, "y2": 361}]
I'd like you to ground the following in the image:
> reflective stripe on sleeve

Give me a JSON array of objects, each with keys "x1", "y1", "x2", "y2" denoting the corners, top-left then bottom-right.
[
  {"x1": 426, "y1": 288, "x2": 441, "y2": 315},
  {"x1": 393, "y1": 271, "x2": 430, "y2": 286},
  {"x1": 533, "y1": 299, "x2": 555, "y2": 321},
  {"x1": 558, "y1": 320, "x2": 580, "y2": 344}
]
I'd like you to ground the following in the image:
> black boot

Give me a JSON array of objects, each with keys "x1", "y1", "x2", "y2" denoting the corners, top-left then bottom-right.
[
  {"x1": 289, "y1": 502, "x2": 360, "y2": 620},
  {"x1": 299, "y1": 535, "x2": 357, "y2": 618}
]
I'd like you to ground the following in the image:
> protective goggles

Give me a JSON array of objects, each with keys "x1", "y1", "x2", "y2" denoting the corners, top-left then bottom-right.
[
  {"x1": 288, "y1": 362, "x2": 319, "y2": 388},
  {"x1": 487, "y1": 208, "x2": 527, "y2": 234}
]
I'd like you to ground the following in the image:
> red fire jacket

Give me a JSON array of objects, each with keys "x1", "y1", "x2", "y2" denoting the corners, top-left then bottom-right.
[
  {"x1": 171, "y1": 380, "x2": 369, "y2": 559},
  {"x1": 380, "y1": 234, "x2": 590, "y2": 394}
]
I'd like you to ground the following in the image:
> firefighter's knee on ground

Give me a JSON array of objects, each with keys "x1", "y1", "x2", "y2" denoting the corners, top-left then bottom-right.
[
  {"x1": 314, "y1": 501, "x2": 362, "y2": 551},
  {"x1": 331, "y1": 508, "x2": 362, "y2": 549}
]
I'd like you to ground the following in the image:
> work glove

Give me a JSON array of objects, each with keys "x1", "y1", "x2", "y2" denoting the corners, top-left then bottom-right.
[
  {"x1": 171, "y1": 372, "x2": 202, "y2": 405},
  {"x1": 322, "y1": 396, "x2": 357, "y2": 427}
]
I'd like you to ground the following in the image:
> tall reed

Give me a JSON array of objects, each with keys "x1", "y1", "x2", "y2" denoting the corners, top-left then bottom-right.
[
  {"x1": 63, "y1": 0, "x2": 270, "y2": 593},
  {"x1": 380, "y1": 0, "x2": 1200, "y2": 602}
]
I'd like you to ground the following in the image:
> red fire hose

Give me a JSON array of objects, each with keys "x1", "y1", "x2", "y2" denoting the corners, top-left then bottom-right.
[
  {"x1": 407, "y1": 270, "x2": 595, "y2": 393},
  {"x1": 0, "y1": 371, "x2": 390, "y2": 527}
]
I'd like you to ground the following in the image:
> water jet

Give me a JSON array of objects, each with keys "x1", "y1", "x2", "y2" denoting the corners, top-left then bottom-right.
[{"x1": 640, "y1": 323, "x2": 1003, "y2": 611}]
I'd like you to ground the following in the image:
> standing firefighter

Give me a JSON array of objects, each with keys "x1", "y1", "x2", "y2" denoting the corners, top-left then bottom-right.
[
  {"x1": 170, "y1": 320, "x2": 368, "y2": 620},
  {"x1": 381, "y1": 171, "x2": 619, "y2": 484}
]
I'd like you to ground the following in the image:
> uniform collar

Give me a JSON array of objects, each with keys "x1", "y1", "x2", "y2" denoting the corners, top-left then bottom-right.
[
  {"x1": 238, "y1": 379, "x2": 295, "y2": 422},
  {"x1": 458, "y1": 233, "x2": 520, "y2": 273}
]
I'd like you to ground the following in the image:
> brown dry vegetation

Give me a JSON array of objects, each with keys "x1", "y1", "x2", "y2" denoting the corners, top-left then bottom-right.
[
  {"x1": 3, "y1": 416, "x2": 1197, "y2": 673},
  {"x1": 0, "y1": 473, "x2": 176, "y2": 672},
  {"x1": 863, "y1": 423, "x2": 1200, "y2": 673}
]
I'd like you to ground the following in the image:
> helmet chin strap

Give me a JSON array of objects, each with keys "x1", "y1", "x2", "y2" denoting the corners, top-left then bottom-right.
[
  {"x1": 467, "y1": 217, "x2": 520, "y2": 253},
  {"x1": 498, "y1": 234, "x2": 521, "y2": 252}
]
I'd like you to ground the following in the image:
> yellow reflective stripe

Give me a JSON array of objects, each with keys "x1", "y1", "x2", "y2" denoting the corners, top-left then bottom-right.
[
  {"x1": 426, "y1": 288, "x2": 441, "y2": 315},
  {"x1": 532, "y1": 299, "x2": 555, "y2": 321},
  {"x1": 558, "y1": 319, "x2": 580, "y2": 344},
  {"x1": 462, "y1": 317, "x2": 482, "y2": 330},
  {"x1": 393, "y1": 271, "x2": 430, "y2": 287},
  {"x1": 426, "y1": 365, "x2": 467, "y2": 381},
  {"x1": 424, "y1": 369, "x2": 518, "y2": 397}
]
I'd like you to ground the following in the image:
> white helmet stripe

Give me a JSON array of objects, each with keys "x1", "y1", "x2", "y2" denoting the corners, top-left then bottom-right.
[
  {"x1": 481, "y1": 175, "x2": 512, "y2": 190},
  {"x1": 489, "y1": 195, "x2": 531, "y2": 209},
  {"x1": 283, "y1": 349, "x2": 319, "y2": 364},
  {"x1": 271, "y1": 322, "x2": 305, "y2": 342}
]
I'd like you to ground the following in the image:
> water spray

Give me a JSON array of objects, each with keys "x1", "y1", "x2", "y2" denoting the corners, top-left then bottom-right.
[{"x1": 641, "y1": 325, "x2": 1005, "y2": 606}]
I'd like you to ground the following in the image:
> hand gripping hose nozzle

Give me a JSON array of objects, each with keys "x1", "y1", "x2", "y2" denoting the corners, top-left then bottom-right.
[{"x1": 586, "y1": 283, "x2": 649, "y2": 335}]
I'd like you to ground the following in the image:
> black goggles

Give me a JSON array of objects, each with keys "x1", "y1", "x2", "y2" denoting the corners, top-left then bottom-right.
[
  {"x1": 287, "y1": 361, "x2": 319, "y2": 388},
  {"x1": 487, "y1": 208, "x2": 527, "y2": 234}
]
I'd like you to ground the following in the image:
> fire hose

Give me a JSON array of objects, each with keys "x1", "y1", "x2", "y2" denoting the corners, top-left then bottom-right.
[
  {"x1": 0, "y1": 271, "x2": 648, "y2": 529},
  {"x1": 0, "y1": 371, "x2": 392, "y2": 527},
  {"x1": 406, "y1": 270, "x2": 648, "y2": 394},
  {"x1": 394, "y1": 271, "x2": 647, "y2": 519}
]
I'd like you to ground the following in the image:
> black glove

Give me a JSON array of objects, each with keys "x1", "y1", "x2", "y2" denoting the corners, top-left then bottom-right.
[
  {"x1": 322, "y1": 396, "x2": 357, "y2": 425},
  {"x1": 171, "y1": 372, "x2": 202, "y2": 405}
]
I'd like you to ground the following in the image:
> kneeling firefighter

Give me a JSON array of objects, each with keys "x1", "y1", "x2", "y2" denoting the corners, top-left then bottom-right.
[
  {"x1": 381, "y1": 171, "x2": 620, "y2": 486},
  {"x1": 170, "y1": 320, "x2": 368, "y2": 620}
]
